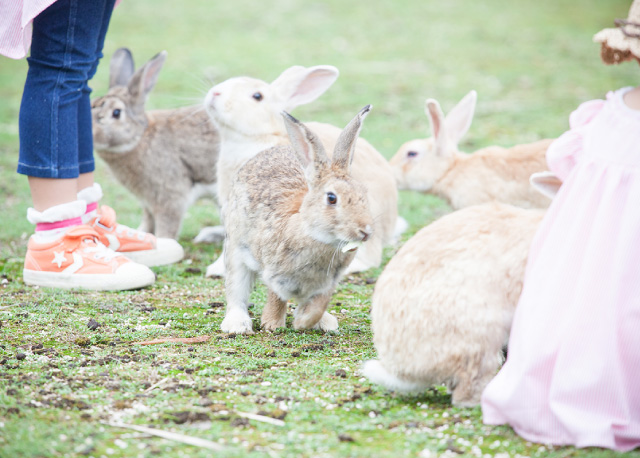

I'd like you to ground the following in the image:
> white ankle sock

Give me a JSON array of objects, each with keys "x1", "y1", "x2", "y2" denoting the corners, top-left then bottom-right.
[
  {"x1": 27, "y1": 200, "x2": 87, "y2": 243},
  {"x1": 77, "y1": 182, "x2": 103, "y2": 224}
]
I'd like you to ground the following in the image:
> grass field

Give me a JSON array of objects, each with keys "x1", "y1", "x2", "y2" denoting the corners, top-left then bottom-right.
[{"x1": 0, "y1": 0, "x2": 638, "y2": 457}]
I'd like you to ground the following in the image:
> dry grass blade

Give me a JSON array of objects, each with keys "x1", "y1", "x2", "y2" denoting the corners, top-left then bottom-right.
[
  {"x1": 144, "y1": 377, "x2": 171, "y2": 393},
  {"x1": 103, "y1": 422, "x2": 224, "y2": 451},
  {"x1": 237, "y1": 412, "x2": 286, "y2": 427}
]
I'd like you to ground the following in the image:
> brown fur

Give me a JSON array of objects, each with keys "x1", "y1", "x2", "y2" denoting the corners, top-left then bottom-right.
[
  {"x1": 433, "y1": 139, "x2": 553, "y2": 209},
  {"x1": 220, "y1": 109, "x2": 372, "y2": 335},
  {"x1": 390, "y1": 92, "x2": 553, "y2": 210},
  {"x1": 600, "y1": 42, "x2": 640, "y2": 65}
]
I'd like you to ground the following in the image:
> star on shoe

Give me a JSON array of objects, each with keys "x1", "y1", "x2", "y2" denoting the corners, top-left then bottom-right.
[{"x1": 51, "y1": 250, "x2": 66, "y2": 268}]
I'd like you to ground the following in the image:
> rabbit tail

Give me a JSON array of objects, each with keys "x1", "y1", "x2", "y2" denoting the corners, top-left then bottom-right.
[
  {"x1": 362, "y1": 360, "x2": 429, "y2": 393},
  {"x1": 392, "y1": 216, "x2": 409, "y2": 242}
]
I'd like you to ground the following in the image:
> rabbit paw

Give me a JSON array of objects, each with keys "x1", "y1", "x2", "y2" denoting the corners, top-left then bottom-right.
[
  {"x1": 193, "y1": 225, "x2": 226, "y2": 244},
  {"x1": 261, "y1": 316, "x2": 286, "y2": 332},
  {"x1": 205, "y1": 256, "x2": 226, "y2": 278},
  {"x1": 220, "y1": 309, "x2": 254, "y2": 334},
  {"x1": 312, "y1": 311, "x2": 339, "y2": 332},
  {"x1": 344, "y1": 257, "x2": 373, "y2": 274}
]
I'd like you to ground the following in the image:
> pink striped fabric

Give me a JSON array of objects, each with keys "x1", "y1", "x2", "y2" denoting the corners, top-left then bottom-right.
[
  {"x1": 0, "y1": 0, "x2": 58, "y2": 59},
  {"x1": 0, "y1": 0, "x2": 121, "y2": 59}
]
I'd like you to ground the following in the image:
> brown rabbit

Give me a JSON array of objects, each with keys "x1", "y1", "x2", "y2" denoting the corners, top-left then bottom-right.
[
  {"x1": 92, "y1": 48, "x2": 220, "y2": 240},
  {"x1": 221, "y1": 107, "x2": 373, "y2": 334},
  {"x1": 390, "y1": 90, "x2": 553, "y2": 209}
]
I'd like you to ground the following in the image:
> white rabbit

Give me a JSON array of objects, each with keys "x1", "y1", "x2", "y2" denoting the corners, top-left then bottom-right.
[
  {"x1": 221, "y1": 107, "x2": 374, "y2": 335},
  {"x1": 200, "y1": 65, "x2": 399, "y2": 277},
  {"x1": 390, "y1": 90, "x2": 553, "y2": 209},
  {"x1": 362, "y1": 173, "x2": 562, "y2": 406},
  {"x1": 92, "y1": 48, "x2": 221, "y2": 240}
]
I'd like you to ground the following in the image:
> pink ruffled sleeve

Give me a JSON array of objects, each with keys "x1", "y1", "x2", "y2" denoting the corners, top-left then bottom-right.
[{"x1": 546, "y1": 99, "x2": 605, "y2": 181}]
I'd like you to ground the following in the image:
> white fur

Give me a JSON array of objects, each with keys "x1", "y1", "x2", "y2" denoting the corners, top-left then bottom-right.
[
  {"x1": 362, "y1": 360, "x2": 430, "y2": 393},
  {"x1": 77, "y1": 183, "x2": 104, "y2": 204}
]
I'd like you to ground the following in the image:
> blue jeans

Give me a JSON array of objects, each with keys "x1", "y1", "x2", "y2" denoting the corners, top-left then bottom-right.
[{"x1": 17, "y1": 0, "x2": 116, "y2": 178}]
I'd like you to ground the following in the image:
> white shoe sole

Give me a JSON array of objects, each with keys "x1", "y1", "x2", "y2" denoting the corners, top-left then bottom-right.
[
  {"x1": 23, "y1": 263, "x2": 156, "y2": 291},
  {"x1": 121, "y1": 238, "x2": 184, "y2": 267}
]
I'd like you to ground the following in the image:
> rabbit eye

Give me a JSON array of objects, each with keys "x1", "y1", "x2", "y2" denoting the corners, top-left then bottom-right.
[
  {"x1": 112, "y1": 109, "x2": 121, "y2": 119},
  {"x1": 326, "y1": 192, "x2": 338, "y2": 205},
  {"x1": 407, "y1": 150, "x2": 418, "y2": 158},
  {"x1": 252, "y1": 92, "x2": 263, "y2": 102}
]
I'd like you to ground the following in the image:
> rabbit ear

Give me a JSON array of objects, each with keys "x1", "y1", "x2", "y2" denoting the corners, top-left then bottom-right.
[
  {"x1": 530, "y1": 171, "x2": 562, "y2": 199},
  {"x1": 127, "y1": 51, "x2": 167, "y2": 115},
  {"x1": 425, "y1": 99, "x2": 450, "y2": 158},
  {"x1": 282, "y1": 111, "x2": 328, "y2": 181},
  {"x1": 444, "y1": 90, "x2": 476, "y2": 147},
  {"x1": 332, "y1": 105, "x2": 371, "y2": 171},
  {"x1": 271, "y1": 65, "x2": 339, "y2": 111},
  {"x1": 109, "y1": 47, "x2": 135, "y2": 88}
]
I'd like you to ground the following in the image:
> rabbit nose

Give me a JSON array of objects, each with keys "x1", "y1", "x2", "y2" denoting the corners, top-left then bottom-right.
[
  {"x1": 360, "y1": 226, "x2": 372, "y2": 242},
  {"x1": 212, "y1": 92, "x2": 221, "y2": 97}
]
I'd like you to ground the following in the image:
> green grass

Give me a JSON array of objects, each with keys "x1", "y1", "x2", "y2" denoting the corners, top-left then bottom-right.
[{"x1": 0, "y1": 0, "x2": 638, "y2": 456}]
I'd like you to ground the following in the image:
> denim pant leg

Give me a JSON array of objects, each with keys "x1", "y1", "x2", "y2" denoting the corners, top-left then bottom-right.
[
  {"x1": 17, "y1": 0, "x2": 117, "y2": 178},
  {"x1": 79, "y1": 0, "x2": 117, "y2": 175}
]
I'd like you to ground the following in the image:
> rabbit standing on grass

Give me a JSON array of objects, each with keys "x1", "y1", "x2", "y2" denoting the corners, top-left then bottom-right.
[
  {"x1": 390, "y1": 90, "x2": 553, "y2": 209},
  {"x1": 200, "y1": 65, "x2": 400, "y2": 278},
  {"x1": 221, "y1": 107, "x2": 373, "y2": 335},
  {"x1": 92, "y1": 48, "x2": 220, "y2": 240},
  {"x1": 362, "y1": 173, "x2": 560, "y2": 406}
]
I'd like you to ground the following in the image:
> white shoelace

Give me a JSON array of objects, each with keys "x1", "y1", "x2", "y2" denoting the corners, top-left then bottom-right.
[{"x1": 83, "y1": 238, "x2": 120, "y2": 262}]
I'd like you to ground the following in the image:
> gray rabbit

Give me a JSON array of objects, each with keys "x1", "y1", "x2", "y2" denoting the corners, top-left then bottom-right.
[
  {"x1": 91, "y1": 48, "x2": 220, "y2": 239},
  {"x1": 221, "y1": 107, "x2": 374, "y2": 334}
]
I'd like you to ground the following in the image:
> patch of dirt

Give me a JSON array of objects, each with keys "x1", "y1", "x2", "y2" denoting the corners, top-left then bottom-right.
[
  {"x1": 87, "y1": 318, "x2": 101, "y2": 330},
  {"x1": 230, "y1": 417, "x2": 250, "y2": 428},
  {"x1": 166, "y1": 410, "x2": 211, "y2": 424}
]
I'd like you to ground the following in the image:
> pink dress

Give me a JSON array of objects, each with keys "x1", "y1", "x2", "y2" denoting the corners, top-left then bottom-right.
[{"x1": 481, "y1": 87, "x2": 640, "y2": 451}]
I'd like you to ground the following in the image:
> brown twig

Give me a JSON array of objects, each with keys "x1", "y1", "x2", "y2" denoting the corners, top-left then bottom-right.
[{"x1": 132, "y1": 335, "x2": 211, "y2": 345}]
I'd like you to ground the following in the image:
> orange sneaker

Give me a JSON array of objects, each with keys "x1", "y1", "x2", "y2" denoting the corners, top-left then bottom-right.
[
  {"x1": 89, "y1": 205, "x2": 184, "y2": 267},
  {"x1": 23, "y1": 225, "x2": 156, "y2": 291}
]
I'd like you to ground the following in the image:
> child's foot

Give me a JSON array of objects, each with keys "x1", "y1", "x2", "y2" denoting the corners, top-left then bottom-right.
[
  {"x1": 23, "y1": 225, "x2": 156, "y2": 291},
  {"x1": 89, "y1": 206, "x2": 184, "y2": 267}
]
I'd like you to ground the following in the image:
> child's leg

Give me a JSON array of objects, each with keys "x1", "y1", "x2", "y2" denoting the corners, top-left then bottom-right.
[
  {"x1": 28, "y1": 177, "x2": 78, "y2": 212},
  {"x1": 18, "y1": 0, "x2": 155, "y2": 290}
]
